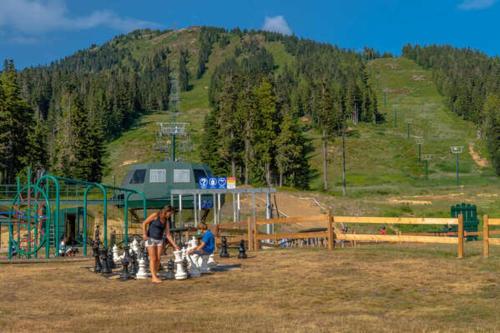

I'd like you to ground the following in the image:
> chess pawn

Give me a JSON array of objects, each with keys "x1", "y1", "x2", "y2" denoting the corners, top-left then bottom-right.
[
  {"x1": 112, "y1": 244, "x2": 120, "y2": 265},
  {"x1": 120, "y1": 245, "x2": 131, "y2": 281},
  {"x1": 189, "y1": 236, "x2": 198, "y2": 250},
  {"x1": 107, "y1": 247, "x2": 115, "y2": 269},
  {"x1": 130, "y1": 251, "x2": 139, "y2": 277},
  {"x1": 182, "y1": 256, "x2": 190, "y2": 278},
  {"x1": 174, "y1": 250, "x2": 187, "y2": 280},
  {"x1": 101, "y1": 247, "x2": 112, "y2": 275},
  {"x1": 238, "y1": 240, "x2": 248, "y2": 259},
  {"x1": 181, "y1": 246, "x2": 187, "y2": 260},
  {"x1": 207, "y1": 254, "x2": 217, "y2": 268},
  {"x1": 136, "y1": 257, "x2": 148, "y2": 279},
  {"x1": 219, "y1": 236, "x2": 230, "y2": 258},
  {"x1": 93, "y1": 241, "x2": 102, "y2": 273},
  {"x1": 165, "y1": 258, "x2": 175, "y2": 280},
  {"x1": 189, "y1": 253, "x2": 201, "y2": 278},
  {"x1": 199, "y1": 254, "x2": 210, "y2": 273},
  {"x1": 131, "y1": 238, "x2": 140, "y2": 256},
  {"x1": 143, "y1": 248, "x2": 150, "y2": 275}
]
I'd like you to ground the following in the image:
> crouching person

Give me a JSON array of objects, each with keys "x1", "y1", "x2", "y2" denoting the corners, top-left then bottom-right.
[{"x1": 188, "y1": 222, "x2": 215, "y2": 256}]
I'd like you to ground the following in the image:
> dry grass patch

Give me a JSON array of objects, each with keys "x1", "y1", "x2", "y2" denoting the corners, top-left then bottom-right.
[{"x1": 0, "y1": 244, "x2": 499, "y2": 332}]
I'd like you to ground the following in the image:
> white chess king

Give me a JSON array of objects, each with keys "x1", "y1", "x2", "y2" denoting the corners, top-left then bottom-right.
[
  {"x1": 136, "y1": 257, "x2": 148, "y2": 279},
  {"x1": 112, "y1": 244, "x2": 120, "y2": 264},
  {"x1": 189, "y1": 253, "x2": 201, "y2": 278},
  {"x1": 174, "y1": 250, "x2": 187, "y2": 280}
]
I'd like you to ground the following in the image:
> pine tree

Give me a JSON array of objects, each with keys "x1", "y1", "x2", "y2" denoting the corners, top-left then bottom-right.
[
  {"x1": 0, "y1": 59, "x2": 34, "y2": 183},
  {"x1": 253, "y1": 79, "x2": 278, "y2": 186},
  {"x1": 484, "y1": 94, "x2": 500, "y2": 174},
  {"x1": 26, "y1": 118, "x2": 48, "y2": 172},
  {"x1": 317, "y1": 80, "x2": 338, "y2": 191},
  {"x1": 201, "y1": 110, "x2": 225, "y2": 175},
  {"x1": 276, "y1": 110, "x2": 310, "y2": 188},
  {"x1": 217, "y1": 74, "x2": 241, "y2": 178},
  {"x1": 237, "y1": 83, "x2": 258, "y2": 185},
  {"x1": 178, "y1": 49, "x2": 190, "y2": 91},
  {"x1": 86, "y1": 120, "x2": 105, "y2": 182}
]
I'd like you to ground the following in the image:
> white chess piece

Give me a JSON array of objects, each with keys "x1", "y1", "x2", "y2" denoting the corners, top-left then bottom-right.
[
  {"x1": 131, "y1": 238, "x2": 140, "y2": 255},
  {"x1": 189, "y1": 253, "x2": 201, "y2": 278},
  {"x1": 112, "y1": 244, "x2": 120, "y2": 264},
  {"x1": 199, "y1": 254, "x2": 210, "y2": 273},
  {"x1": 136, "y1": 257, "x2": 148, "y2": 279},
  {"x1": 174, "y1": 250, "x2": 187, "y2": 280},
  {"x1": 207, "y1": 254, "x2": 217, "y2": 268}
]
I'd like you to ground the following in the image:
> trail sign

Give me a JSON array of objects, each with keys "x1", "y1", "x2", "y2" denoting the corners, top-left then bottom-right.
[
  {"x1": 199, "y1": 177, "x2": 208, "y2": 189},
  {"x1": 217, "y1": 177, "x2": 227, "y2": 189},
  {"x1": 227, "y1": 177, "x2": 236, "y2": 189},
  {"x1": 208, "y1": 177, "x2": 218, "y2": 189}
]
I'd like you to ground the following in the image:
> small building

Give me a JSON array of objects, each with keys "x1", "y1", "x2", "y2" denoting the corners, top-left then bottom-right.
[{"x1": 121, "y1": 160, "x2": 217, "y2": 209}]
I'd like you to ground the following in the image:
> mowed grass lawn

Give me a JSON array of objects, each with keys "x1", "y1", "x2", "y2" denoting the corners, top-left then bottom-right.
[{"x1": 0, "y1": 244, "x2": 499, "y2": 332}]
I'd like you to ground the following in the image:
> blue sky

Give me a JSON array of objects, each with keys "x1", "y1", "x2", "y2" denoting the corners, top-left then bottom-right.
[{"x1": 1, "y1": 0, "x2": 499, "y2": 68}]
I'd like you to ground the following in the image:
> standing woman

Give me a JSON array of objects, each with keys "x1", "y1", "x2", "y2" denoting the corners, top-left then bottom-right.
[{"x1": 143, "y1": 205, "x2": 179, "y2": 283}]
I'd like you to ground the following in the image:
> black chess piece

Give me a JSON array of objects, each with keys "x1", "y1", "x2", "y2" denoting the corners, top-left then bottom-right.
[
  {"x1": 182, "y1": 256, "x2": 190, "y2": 278},
  {"x1": 237, "y1": 240, "x2": 247, "y2": 259},
  {"x1": 130, "y1": 250, "x2": 139, "y2": 276},
  {"x1": 110, "y1": 229, "x2": 116, "y2": 247},
  {"x1": 107, "y1": 246, "x2": 115, "y2": 269},
  {"x1": 165, "y1": 258, "x2": 175, "y2": 280},
  {"x1": 120, "y1": 245, "x2": 131, "y2": 281},
  {"x1": 219, "y1": 236, "x2": 230, "y2": 258},
  {"x1": 142, "y1": 244, "x2": 150, "y2": 269},
  {"x1": 92, "y1": 240, "x2": 102, "y2": 273},
  {"x1": 101, "y1": 247, "x2": 112, "y2": 275},
  {"x1": 94, "y1": 225, "x2": 100, "y2": 243}
]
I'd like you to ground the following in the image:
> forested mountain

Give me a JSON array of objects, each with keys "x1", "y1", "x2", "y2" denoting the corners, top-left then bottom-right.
[
  {"x1": 0, "y1": 26, "x2": 381, "y2": 187},
  {"x1": 403, "y1": 45, "x2": 500, "y2": 175}
]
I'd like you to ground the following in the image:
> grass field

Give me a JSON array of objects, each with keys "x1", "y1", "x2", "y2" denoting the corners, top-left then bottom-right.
[{"x1": 0, "y1": 245, "x2": 499, "y2": 332}]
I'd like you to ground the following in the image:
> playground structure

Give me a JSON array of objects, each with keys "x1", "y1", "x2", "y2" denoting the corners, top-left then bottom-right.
[{"x1": 2, "y1": 168, "x2": 147, "y2": 260}]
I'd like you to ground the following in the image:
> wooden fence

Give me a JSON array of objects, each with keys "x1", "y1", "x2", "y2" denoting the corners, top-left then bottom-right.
[
  {"x1": 249, "y1": 214, "x2": 465, "y2": 258},
  {"x1": 211, "y1": 222, "x2": 248, "y2": 247},
  {"x1": 482, "y1": 215, "x2": 500, "y2": 258}
]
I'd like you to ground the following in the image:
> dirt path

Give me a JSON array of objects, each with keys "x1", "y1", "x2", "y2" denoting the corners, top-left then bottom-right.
[
  {"x1": 469, "y1": 143, "x2": 489, "y2": 168},
  {"x1": 273, "y1": 192, "x2": 325, "y2": 217}
]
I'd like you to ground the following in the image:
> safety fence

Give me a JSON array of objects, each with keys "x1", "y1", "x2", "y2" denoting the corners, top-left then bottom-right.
[{"x1": 249, "y1": 214, "x2": 466, "y2": 258}]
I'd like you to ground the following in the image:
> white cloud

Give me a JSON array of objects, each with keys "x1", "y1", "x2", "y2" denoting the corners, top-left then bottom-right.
[
  {"x1": 0, "y1": 0, "x2": 161, "y2": 39},
  {"x1": 262, "y1": 15, "x2": 292, "y2": 35},
  {"x1": 458, "y1": 0, "x2": 497, "y2": 10}
]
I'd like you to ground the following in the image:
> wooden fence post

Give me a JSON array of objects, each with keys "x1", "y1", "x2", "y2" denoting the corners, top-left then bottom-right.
[
  {"x1": 253, "y1": 218, "x2": 259, "y2": 251},
  {"x1": 327, "y1": 214, "x2": 334, "y2": 250},
  {"x1": 457, "y1": 214, "x2": 464, "y2": 259},
  {"x1": 247, "y1": 217, "x2": 253, "y2": 251},
  {"x1": 483, "y1": 215, "x2": 489, "y2": 258}
]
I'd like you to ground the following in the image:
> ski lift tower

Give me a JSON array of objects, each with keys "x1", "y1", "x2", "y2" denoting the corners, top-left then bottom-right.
[{"x1": 155, "y1": 122, "x2": 189, "y2": 162}]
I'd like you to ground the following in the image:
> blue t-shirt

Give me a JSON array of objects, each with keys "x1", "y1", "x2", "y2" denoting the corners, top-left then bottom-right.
[{"x1": 201, "y1": 230, "x2": 215, "y2": 254}]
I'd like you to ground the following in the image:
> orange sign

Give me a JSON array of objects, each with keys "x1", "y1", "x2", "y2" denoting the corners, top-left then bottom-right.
[{"x1": 227, "y1": 177, "x2": 236, "y2": 189}]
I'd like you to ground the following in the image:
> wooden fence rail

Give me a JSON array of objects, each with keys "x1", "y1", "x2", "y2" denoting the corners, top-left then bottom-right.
[
  {"x1": 250, "y1": 214, "x2": 465, "y2": 258},
  {"x1": 483, "y1": 216, "x2": 500, "y2": 258}
]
